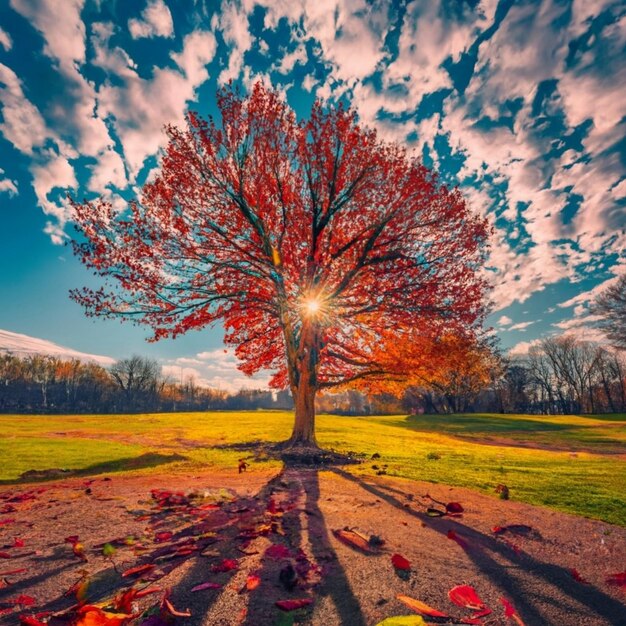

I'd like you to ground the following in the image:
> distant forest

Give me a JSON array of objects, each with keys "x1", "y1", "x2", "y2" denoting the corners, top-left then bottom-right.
[{"x1": 1, "y1": 335, "x2": 625, "y2": 415}]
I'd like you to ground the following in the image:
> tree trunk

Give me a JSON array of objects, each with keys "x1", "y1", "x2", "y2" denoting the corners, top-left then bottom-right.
[{"x1": 285, "y1": 318, "x2": 319, "y2": 448}]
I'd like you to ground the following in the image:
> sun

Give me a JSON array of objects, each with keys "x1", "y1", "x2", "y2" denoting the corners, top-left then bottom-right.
[{"x1": 305, "y1": 298, "x2": 321, "y2": 315}]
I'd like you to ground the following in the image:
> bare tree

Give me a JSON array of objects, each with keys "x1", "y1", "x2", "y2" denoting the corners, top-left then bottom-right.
[
  {"x1": 109, "y1": 356, "x2": 161, "y2": 410},
  {"x1": 593, "y1": 273, "x2": 626, "y2": 350}
]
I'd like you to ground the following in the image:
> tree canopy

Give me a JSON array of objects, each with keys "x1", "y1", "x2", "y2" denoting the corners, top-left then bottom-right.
[{"x1": 70, "y1": 82, "x2": 490, "y2": 447}]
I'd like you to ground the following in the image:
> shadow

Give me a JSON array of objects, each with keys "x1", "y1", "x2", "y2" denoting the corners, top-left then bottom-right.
[
  {"x1": 331, "y1": 467, "x2": 626, "y2": 626},
  {"x1": 0, "y1": 453, "x2": 188, "y2": 485},
  {"x1": 158, "y1": 464, "x2": 366, "y2": 626}
]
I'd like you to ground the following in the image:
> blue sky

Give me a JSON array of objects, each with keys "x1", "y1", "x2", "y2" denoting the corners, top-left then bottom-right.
[{"x1": 0, "y1": 0, "x2": 624, "y2": 390}]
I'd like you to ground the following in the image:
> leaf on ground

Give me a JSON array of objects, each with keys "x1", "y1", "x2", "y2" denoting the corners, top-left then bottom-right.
[
  {"x1": 391, "y1": 554, "x2": 411, "y2": 571},
  {"x1": 13, "y1": 538, "x2": 25, "y2": 548},
  {"x1": 606, "y1": 571, "x2": 626, "y2": 589},
  {"x1": 244, "y1": 574, "x2": 261, "y2": 592},
  {"x1": 570, "y1": 568, "x2": 589, "y2": 584},
  {"x1": 162, "y1": 599, "x2": 191, "y2": 617},
  {"x1": 446, "y1": 502, "x2": 464, "y2": 515},
  {"x1": 71, "y1": 605, "x2": 132, "y2": 626},
  {"x1": 153, "y1": 532, "x2": 172, "y2": 544},
  {"x1": 374, "y1": 617, "x2": 427, "y2": 626},
  {"x1": 492, "y1": 525, "x2": 540, "y2": 539},
  {"x1": 191, "y1": 581, "x2": 222, "y2": 592},
  {"x1": 500, "y1": 597, "x2": 525, "y2": 626},
  {"x1": 19, "y1": 616, "x2": 47, "y2": 626},
  {"x1": 425, "y1": 508, "x2": 445, "y2": 517},
  {"x1": 211, "y1": 558, "x2": 238, "y2": 573},
  {"x1": 0, "y1": 553, "x2": 12, "y2": 559},
  {"x1": 275, "y1": 599, "x2": 313, "y2": 612},
  {"x1": 447, "y1": 530, "x2": 469, "y2": 550},
  {"x1": 332, "y1": 529, "x2": 379, "y2": 554},
  {"x1": 448, "y1": 585, "x2": 486, "y2": 611},
  {"x1": 102, "y1": 544, "x2": 116, "y2": 558},
  {"x1": 396, "y1": 594, "x2": 448, "y2": 617},
  {"x1": 264, "y1": 544, "x2": 291, "y2": 560},
  {"x1": 121, "y1": 564, "x2": 155, "y2": 578}
]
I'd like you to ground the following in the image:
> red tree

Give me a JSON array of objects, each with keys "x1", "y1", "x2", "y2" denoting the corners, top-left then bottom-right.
[{"x1": 70, "y1": 82, "x2": 490, "y2": 449}]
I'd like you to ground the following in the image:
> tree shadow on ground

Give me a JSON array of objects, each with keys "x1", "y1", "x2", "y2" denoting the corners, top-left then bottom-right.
[
  {"x1": 161, "y1": 463, "x2": 366, "y2": 626},
  {"x1": 0, "y1": 452, "x2": 187, "y2": 485},
  {"x1": 331, "y1": 467, "x2": 626, "y2": 626}
]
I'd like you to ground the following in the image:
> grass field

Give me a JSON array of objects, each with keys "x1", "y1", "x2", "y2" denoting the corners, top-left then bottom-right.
[{"x1": 0, "y1": 411, "x2": 624, "y2": 526}]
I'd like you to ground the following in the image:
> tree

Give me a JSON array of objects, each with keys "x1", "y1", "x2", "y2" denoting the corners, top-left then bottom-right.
[
  {"x1": 593, "y1": 273, "x2": 626, "y2": 349},
  {"x1": 109, "y1": 356, "x2": 161, "y2": 410},
  {"x1": 70, "y1": 82, "x2": 490, "y2": 449}
]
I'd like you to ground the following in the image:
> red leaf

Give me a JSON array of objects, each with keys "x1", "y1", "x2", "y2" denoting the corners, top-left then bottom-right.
[
  {"x1": 121, "y1": 563, "x2": 155, "y2": 578},
  {"x1": 0, "y1": 568, "x2": 26, "y2": 575},
  {"x1": 154, "y1": 532, "x2": 172, "y2": 543},
  {"x1": 275, "y1": 598, "x2": 313, "y2": 612},
  {"x1": 13, "y1": 538, "x2": 25, "y2": 548},
  {"x1": 391, "y1": 554, "x2": 411, "y2": 571},
  {"x1": 570, "y1": 568, "x2": 589, "y2": 584},
  {"x1": 163, "y1": 598, "x2": 191, "y2": 617},
  {"x1": 264, "y1": 544, "x2": 291, "y2": 560},
  {"x1": 447, "y1": 530, "x2": 469, "y2": 550},
  {"x1": 396, "y1": 594, "x2": 448, "y2": 617},
  {"x1": 64, "y1": 536, "x2": 79, "y2": 545},
  {"x1": 500, "y1": 597, "x2": 526, "y2": 625},
  {"x1": 606, "y1": 571, "x2": 626, "y2": 588},
  {"x1": 448, "y1": 585, "x2": 486, "y2": 611},
  {"x1": 446, "y1": 502, "x2": 464, "y2": 514},
  {"x1": 211, "y1": 558, "x2": 238, "y2": 573},
  {"x1": 0, "y1": 553, "x2": 11, "y2": 559},
  {"x1": 0, "y1": 519, "x2": 16, "y2": 526},
  {"x1": 191, "y1": 582, "x2": 222, "y2": 592},
  {"x1": 243, "y1": 574, "x2": 261, "y2": 592},
  {"x1": 19, "y1": 617, "x2": 47, "y2": 626}
]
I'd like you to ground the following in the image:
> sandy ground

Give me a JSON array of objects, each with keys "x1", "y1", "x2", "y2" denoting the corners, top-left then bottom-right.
[{"x1": 0, "y1": 466, "x2": 624, "y2": 626}]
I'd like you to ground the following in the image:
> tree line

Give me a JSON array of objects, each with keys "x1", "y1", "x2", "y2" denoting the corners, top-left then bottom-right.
[
  {"x1": 1, "y1": 335, "x2": 624, "y2": 416},
  {"x1": 0, "y1": 353, "x2": 293, "y2": 414}
]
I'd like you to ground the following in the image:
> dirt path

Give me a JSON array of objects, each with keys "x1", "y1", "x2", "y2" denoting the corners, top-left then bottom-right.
[{"x1": 0, "y1": 467, "x2": 624, "y2": 626}]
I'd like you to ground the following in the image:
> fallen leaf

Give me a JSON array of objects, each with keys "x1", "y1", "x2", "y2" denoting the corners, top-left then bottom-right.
[
  {"x1": 500, "y1": 597, "x2": 525, "y2": 626},
  {"x1": 332, "y1": 529, "x2": 379, "y2": 554},
  {"x1": 102, "y1": 544, "x2": 116, "y2": 558},
  {"x1": 19, "y1": 616, "x2": 47, "y2": 626},
  {"x1": 264, "y1": 544, "x2": 291, "y2": 560},
  {"x1": 396, "y1": 594, "x2": 448, "y2": 617},
  {"x1": 570, "y1": 568, "x2": 589, "y2": 584},
  {"x1": 191, "y1": 582, "x2": 222, "y2": 592},
  {"x1": 211, "y1": 558, "x2": 238, "y2": 573},
  {"x1": 391, "y1": 554, "x2": 411, "y2": 571},
  {"x1": 425, "y1": 508, "x2": 445, "y2": 517},
  {"x1": 162, "y1": 599, "x2": 191, "y2": 617},
  {"x1": 446, "y1": 502, "x2": 464, "y2": 514},
  {"x1": 447, "y1": 530, "x2": 469, "y2": 550},
  {"x1": 448, "y1": 585, "x2": 486, "y2": 611},
  {"x1": 71, "y1": 605, "x2": 133, "y2": 626},
  {"x1": 121, "y1": 564, "x2": 155, "y2": 578},
  {"x1": 275, "y1": 599, "x2": 313, "y2": 612},
  {"x1": 374, "y1": 617, "x2": 426, "y2": 626},
  {"x1": 244, "y1": 574, "x2": 261, "y2": 591},
  {"x1": 154, "y1": 532, "x2": 172, "y2": 544},
  {"x1": 606, "y1": 571, "x2": 626, "y2": 589}
]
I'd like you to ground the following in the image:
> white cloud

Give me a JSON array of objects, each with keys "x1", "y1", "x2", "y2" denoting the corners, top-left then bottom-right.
[
  {"x1": 96, "y1": 29, "x2": 216, "y2": 176},
  {"x1": 508, "y1": 338, "x2": 542, "y2": 356},
  {"x1": 0, "y1": 26, "x2": 12, "y2": 51},
  {"x1": 0, "y1": 328, "x2": 114, "y2": 366},
  {"x1": 0, "y1": 64, "x2": 49, "y2": 155},
  {"x1": 216, "y1": 1, "x2": 253, "y2": 84},
  {"x1": 497, "y1": 315, "x2": 512, "y2": 326},
  {"x1": 508, "y1": 321, "x2": 535, "y2": 331},
  {"x1": 162, "y1": 349, "x2": 271, "y2": 392},
  {"x1": 10, "y1": 0, "x2": 86, "y2": 73},
  {"x1": 0, "y1": 168, "x2": 18, "y2": 197},
  {"x1": 128, "y1": 0, "x2": 174, "y2": 39}
]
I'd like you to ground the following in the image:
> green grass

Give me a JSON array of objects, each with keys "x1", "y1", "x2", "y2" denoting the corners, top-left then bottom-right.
[{"x1": 0, "y1": 411, "x2": 624, "y2": 526}]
